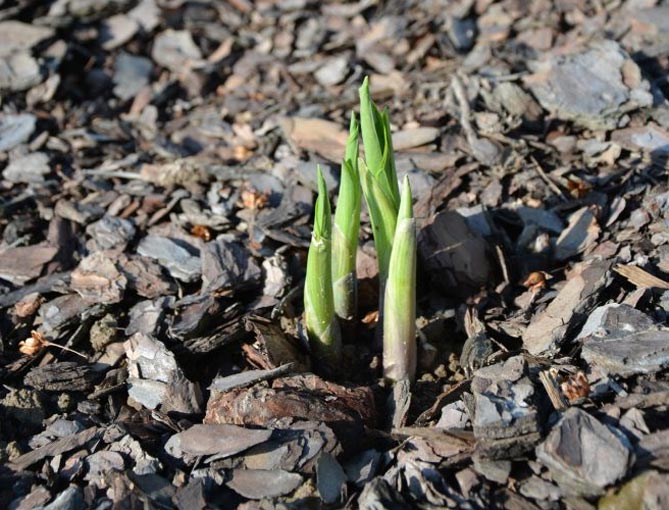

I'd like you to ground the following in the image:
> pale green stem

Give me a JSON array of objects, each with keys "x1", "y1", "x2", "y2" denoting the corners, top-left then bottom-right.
[
  {"x1": 305, "y1": 166, "x2": 342, "y2": 373},
  {"x1": 332, "y1": 115, "x2": 360, "y2": 321},
  {"x1": 383, "y1": 176, "x2": 417, "y2": 383}
]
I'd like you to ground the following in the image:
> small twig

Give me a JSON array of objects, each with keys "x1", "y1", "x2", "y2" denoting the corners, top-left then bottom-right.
[
  {"x1": 530, "y1": 156, "x2": 567, "y2": 200},
  {"x1": 495, "y1": 245, "x2": 510, "y2": 284}
]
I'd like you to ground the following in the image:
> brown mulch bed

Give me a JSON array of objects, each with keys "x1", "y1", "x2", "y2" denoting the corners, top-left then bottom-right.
[{"x1": 1, "y1": 1, "x2": 669, "y2": 509}]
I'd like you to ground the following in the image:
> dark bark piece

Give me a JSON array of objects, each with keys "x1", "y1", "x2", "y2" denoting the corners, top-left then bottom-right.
[
  {"x1": 316, "y1": 452, "x2": 347, "y2": 504},
  {"x1": 460, "y1": 308, "x2": 495, "y2": 377},
  {"x1": 413, "y1": 164, "x2": 478, "y2": 223},
  {"x1": 536, "y1": 408, "x2": 631, "y2": 497},
  {"x1": 10, "y1": 485, "x2": 51, "y2": 510},
  {"x1": 3, "y1": 152, "x2": 50, "y2": 184},
  {"x1": 636, "y1": 430, "x2": 669, "y2": 470},
  {"x1": 9, "y1": 427, "x2": 99, "y2": 471},
  {"x1": 84, "y1": 451, "x2": 125, "y2": 488},
  {"x1": 126, "y1": 296, "x2": 175, "y2": 337},
  {"x1": 472, "y1": 457, "x2": 511, "y2": 484},
  {"x1": 344, "y1": 449, "x2": 383, "y2": 487},
  {"x1": 241, "y1": 420, "x2": 341, "y2": 474},
  {"x1": 493, "y1": 489, "x2": 543, "y2": 510},
  {"x1": 71, "y1": 251, "x2": 126, "y2": 304},
  {"x1": 260, "y1": 225, "x2": 310, "y2": 248},
  {"x1": 205, "y1": 374, "x2": 375, "y2": 449},
  {"x1": 39, "y1": 487, "x2": 85, "y2": 510},
  {"x1": 209, "y1": 364, "x2": 297, "y2": 393},
  {"x1": 125, "y1": 332, "x2": 202, "y2": 414},
  {"x1": 0, "y1": 245, "x2": 58, "y2": 285},
  {"x1": 39, "y1": 293, "x2": 106, "y2": 332},
  {"x1": 165, "y1": 424, "x2": 272, "y2": 460},
  {"x1": 85, "y1": 215, "x2": 136, "y2": 252},
  {"x1": 520, "y1": 475, "x2": 562, "y2": 501},
  {"x1": 1, "y1": 388, "x2": 46, "y2": 435},
  {"x1": 178, "y1": 309, "x2": 247, "y2": 354},
  {"x1": 54, "y1": 199, "x2": 105, "y2": 225},
  {"x1": 554, "y1": 207, "x2": 600, "y2": 261},
  {"x1": 119, "y1": 255, "x2": 177, "y2": 298},
  {"x1": 582, "y1": 330, "x2": 669, "y2": 376},
  {"x1": 524, "y1": 40, "x2": 652, "y2": 129},
  {"x1": 152, "y1": 29, "x2": 203, "y2": 71},
  {"x1": 46, "y1": 216, "x2": 75, "y2": 273},
  {"x1": 415, "y1": 380, "x2": 471, "y2": 426},
  {"x1": 523, "y1": 259, "x2": 612, "y2": 355},
  {"x1": 0, "y1": 112, "x2": 36, "y2": 151},
  {"x1": 613, "y1": 391, "x2": 669, "y2": 410},
  {"x1": 128, "y1": 473, "x2": 176, "y2": 509},
  {"x1": 0, "y1": 20, "x2": 54, "y2": 56},
  {"x1": 24, "y1": 361, "x2": 98, "y2": 392},
  {"x1": 392, "y1": 427, "x2": 474, "y2": 457},
  {"x1": 0, "y1": 271, "x2": 70, "y2": 308},
  {"x1": 136, "y1": 235, "x2": 201, "y2": 283},
  {"x1": 576, "y1": 303, "x2": 657, "y2": 340},
  {"x1": 470, "y1": 356, "x2": 540, "y2": 459},
  {"x1": 279, "y1": 116, "x2": 348, "y2": 162},
  {"x1": 168, "y1": 293, "x2": 221, "y2": 340},
  {"x1": 418, "y1": 211, "x2": 492, "y2": 297},
  {"x1": 226, "y1": 468, "x2": 302, "y2": 499},
  {"x1": 358, "y1": 477, "x2": 411, "y2": 510},
  {"x1": 201, "y1": 238, "x2": 261, "y2": 293},
  {"x1": 242, "y1": 315, "x2": 310, "y2": 371},
  {"x1": 174, "y1": 479, "x2": 207, "y2": 510}
]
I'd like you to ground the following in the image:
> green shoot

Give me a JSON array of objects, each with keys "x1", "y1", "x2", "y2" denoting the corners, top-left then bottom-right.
[
  {"x1": 304, "y1": 166, "x2": 342, "y2": 373},
  {"x1": 383, "y1": 176, "x2": 417, "y2": 383},
  {"x1": 332, "y1": 114, "x2": 361, "y2": 322},
  {"x1": 358, "y1": 76, "x2": 400, "y2": 283}
]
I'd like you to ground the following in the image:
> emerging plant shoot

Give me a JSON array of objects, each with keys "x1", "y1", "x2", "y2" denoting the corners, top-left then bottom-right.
[
  {"x1": 358, "y1": 77, "x2": 400, "y2": 285},
  {"x1": 304, "y1": 166, "x2": 342, "y2": 373},
  {"x1": 383, "y1": 176, "x2": 417, "y2": 383},
  {"x1": 332, "y1": 114, "x2": 361, "y2": 322}
]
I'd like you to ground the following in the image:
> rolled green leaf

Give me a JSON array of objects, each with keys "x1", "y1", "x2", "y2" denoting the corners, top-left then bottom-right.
[
  {"x1": 383, "y1": 176, "x2": 417, "y2": 383},
  {"x1": 359, "y1": 158, "x2": 397, "y2": 283},
  {"x1": 305, "y1": 166, "x2": 342, "y2": 373},
  {"x1": 358, "y1": 77, "x2": 400, "y2": 282},
  {"x1": 332, "y1": 114, "x2": 361, "y2": 321}
]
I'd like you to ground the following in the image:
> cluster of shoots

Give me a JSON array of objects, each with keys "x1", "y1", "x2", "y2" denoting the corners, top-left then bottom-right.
[{"x1": 304, "y1": 78, "x2": 416, "y2": 384}]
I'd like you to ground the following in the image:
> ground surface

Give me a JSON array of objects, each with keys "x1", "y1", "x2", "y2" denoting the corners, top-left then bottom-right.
[{"x1": 1, "y1": 1, "x2": 669, "y2": 509}]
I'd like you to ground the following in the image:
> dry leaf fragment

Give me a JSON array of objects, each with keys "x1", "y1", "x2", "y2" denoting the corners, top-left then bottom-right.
[
  {"x1": 361, "y1": 310, "x2": 379, "y2": 326},
  {"x1": 19, "y1": 330, "x2": 49, "y2": 355},
  {"x1": 567, "y1": 178, "x2": 592, "y2": 198},
  {"x1": 523, "y1": 271, "x2": 549, "y2": 291},
  {"x1": 19, "y1": 330, "x2": 88, "y2": 359},
  {"x1": 240, "y1": 188, "x2": 269, "y2": 210},
  {"x1": 190, "y1": 224, "x2": 212, "y2": 241},
  {"x1": 561, "y1": 371, "x2": 590, "y2": 402},
  {"x1": 233, "y1": 145, "x2": 252, "y2": 161}
]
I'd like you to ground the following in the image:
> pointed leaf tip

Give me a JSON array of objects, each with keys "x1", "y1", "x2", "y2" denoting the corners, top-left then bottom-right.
[
  {"x1": 399, "y1": 175, "x2": 413, "y2": 221},
  {"x1": 349, "y1": 111, "x2": 358, "y2": 132},
  {"x1": 360, "y1": 76, "x2": 370, "y2": 94},
  {"x1": 317, "y1": 165, "x2": 327, "y2": 196},
  {"x1": 314, "y1": 165, "x2": 331, "y2": 239}
]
